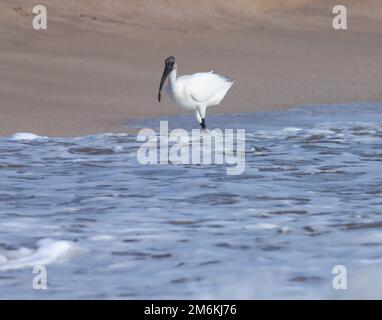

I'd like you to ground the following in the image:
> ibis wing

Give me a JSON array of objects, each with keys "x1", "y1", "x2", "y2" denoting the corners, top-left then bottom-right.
[{"x1": 179, "y1": 72, "x2": 233, "y2": 104}]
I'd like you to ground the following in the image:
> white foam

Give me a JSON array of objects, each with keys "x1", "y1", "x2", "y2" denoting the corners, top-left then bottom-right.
[
  {"x1": 282, "y1": 127, "x2": 302, "y2": 133},
  {"x1": 244, "y1": 223, "x2": 279, "y2": 230},
  {"x1": 0, "y1": 239, "x2": 85, "y2": 271},
  {"x1": 113, "y1": 146, "x2": 124, "y2": 153},
  {"x1": 88, "y1": 235, "x2": 115, "y2": 241},
  {"x1": 307, "y1": 128, "x2": 335, "y2": 136},
  {"x1": 9, "y1": 133, "x2": 48, "y2": 141}
]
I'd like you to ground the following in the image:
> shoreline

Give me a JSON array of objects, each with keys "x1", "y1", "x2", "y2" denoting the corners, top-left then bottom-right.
[
  {"x1": 2, "y1": 100, "x2": 381, "y2": 138},
  {"x1": 1, "y1": 1, "x2": 382, "y2": 137}
]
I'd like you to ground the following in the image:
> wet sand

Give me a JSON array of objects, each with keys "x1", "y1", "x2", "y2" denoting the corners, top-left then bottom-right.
[{"x1": 0, "y1": 0, "x2": 381, "y2": 136}]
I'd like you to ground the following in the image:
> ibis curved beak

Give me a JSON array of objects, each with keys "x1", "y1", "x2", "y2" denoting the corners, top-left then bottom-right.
[{"x1": 158, "y1": 64, "x2": 172, "y2": 103}]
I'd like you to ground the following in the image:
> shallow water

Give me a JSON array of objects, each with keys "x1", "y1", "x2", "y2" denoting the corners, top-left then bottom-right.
[{"x1": 1, "y1": 102, "x2": 382, "y2": 299}]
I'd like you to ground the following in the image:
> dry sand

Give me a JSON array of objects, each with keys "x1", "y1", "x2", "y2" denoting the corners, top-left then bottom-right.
[{"x1": 0, "y1": 0, "x2": 381, "y2": 136}]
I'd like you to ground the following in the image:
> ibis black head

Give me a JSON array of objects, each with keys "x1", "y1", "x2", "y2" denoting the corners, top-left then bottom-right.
[
  {"x1": 165, "y1": 56, "x2": 176, "y2": 66},
  {"x1": 158, "y1": 56, "x2": 176, "y2": 103}
]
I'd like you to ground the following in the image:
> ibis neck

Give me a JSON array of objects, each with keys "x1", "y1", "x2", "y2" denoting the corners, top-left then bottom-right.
[{"x1": 168, "y1": 69, "x2": 177, "y2": 87}]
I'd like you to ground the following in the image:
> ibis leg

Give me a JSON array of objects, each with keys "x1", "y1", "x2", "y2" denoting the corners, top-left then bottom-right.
[{"x1": 200, "y1": 118, "x2": 207, "y2": 130}]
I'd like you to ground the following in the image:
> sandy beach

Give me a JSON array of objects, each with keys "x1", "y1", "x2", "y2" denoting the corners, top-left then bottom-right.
[{"x1": 1, "y1": 0, "x2": 381, "y2": 137}]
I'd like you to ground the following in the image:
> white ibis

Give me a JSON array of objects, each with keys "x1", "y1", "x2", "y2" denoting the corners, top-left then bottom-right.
[{"x1": 158, "y1": 56, "x2": 234, "y2": 130}]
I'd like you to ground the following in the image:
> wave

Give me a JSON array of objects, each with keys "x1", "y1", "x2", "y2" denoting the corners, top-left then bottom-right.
[{"x1": 0, "y1": 239, "x2": 85, "y2": 271}]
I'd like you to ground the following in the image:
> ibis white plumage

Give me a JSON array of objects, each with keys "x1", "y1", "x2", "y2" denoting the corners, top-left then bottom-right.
[{"x1": 158, "y1": 56, "x2": 234, "y2": 130}]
